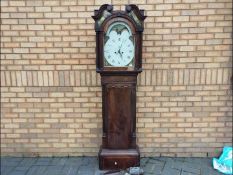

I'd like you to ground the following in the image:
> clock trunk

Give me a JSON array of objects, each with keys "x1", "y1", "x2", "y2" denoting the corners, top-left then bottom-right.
[{"x1": 99, "y1": 75, "x2": 139, "y2": 169}]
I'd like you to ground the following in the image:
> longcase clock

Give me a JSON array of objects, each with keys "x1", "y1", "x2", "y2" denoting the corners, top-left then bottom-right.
[{"x1": 92, "y1": 4, "x2": 146, "y2": 170}]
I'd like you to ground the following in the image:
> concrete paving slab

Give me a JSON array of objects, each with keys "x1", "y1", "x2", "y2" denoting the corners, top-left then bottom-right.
[
  {"x1": 162, "y1": 168, "x2": 180, "y2": 175},
  {"x1": 25, "y1": 165, "x2": 47, "y2": 175},
  {"x1": 18, "y1": 158, "x2": 37, "y2": 167},
  {"x1": 50, "y1": 157, "x2": 68, "y2": 166},
  {"x1": 6, "y1": 170, "x2": 28, "y2": 175},
  {"x1": 62, "y1": 166, "x2": 80, "y2": 175},
  {"x1": 14, "y1": 166, "x2": 31, "y2": 171},
  {"x1": 1, "y1": 166, "x2": 15, "y2": 175}
]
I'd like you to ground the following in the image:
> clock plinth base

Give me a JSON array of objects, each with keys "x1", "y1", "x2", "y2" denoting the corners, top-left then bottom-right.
[{"x1": 99, "y1": 146, "x2": 140, "y2": 170}]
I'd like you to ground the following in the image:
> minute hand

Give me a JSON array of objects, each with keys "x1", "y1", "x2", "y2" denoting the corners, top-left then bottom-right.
[{"x1": 120, "y1": 39, "x2": 126, "y2": 50}]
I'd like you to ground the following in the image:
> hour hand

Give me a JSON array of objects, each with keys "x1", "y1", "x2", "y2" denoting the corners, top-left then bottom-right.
[{"x1": 118, "y1": 49, "x2": 123, "y2": 58}]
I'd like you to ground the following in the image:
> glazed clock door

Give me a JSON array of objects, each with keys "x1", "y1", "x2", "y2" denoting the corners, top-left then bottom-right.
[
  {"x1": 104, "y1": 84, "x2": 136, "y2": 149},
  {"x1": 104, "y1": 22, "x2": 135, "y2": 67}
]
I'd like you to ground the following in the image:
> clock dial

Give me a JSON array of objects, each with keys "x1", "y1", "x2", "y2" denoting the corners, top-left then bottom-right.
[{"x1": 104, "y1": 22, "x2": 135, "y2": 67}]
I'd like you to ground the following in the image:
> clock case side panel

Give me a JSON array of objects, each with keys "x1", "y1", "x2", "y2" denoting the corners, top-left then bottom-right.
[
  {"x1": 101, "y1": 83, "x2": 107, "y2": 148},
  {"x1": 96, "y1": 32, "x2": 104, "y2": 70}
]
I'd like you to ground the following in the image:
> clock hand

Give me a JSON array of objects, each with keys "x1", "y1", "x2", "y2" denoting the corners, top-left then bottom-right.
[
  {"x1": 120, "y1": 39, "x2": 126, "y2": 49},
  {"x1": 118, "y1": 49, "x2": 123, "y2": 59},
  {"x1": 119, "y1": 39, "x2": 127, "y2": 55}
]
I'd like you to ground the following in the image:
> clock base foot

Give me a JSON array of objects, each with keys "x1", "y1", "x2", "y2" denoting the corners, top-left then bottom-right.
[{"x1": 98, "y1": 146, "x2": 140, "y2": 170}]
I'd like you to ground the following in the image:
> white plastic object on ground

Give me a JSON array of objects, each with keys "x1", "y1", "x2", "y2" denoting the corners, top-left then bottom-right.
[{"x1": 213, "y1": 146, "x2": 232, "y2": 175}]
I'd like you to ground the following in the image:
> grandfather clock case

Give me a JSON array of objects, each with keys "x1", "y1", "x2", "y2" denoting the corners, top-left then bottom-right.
[{"x1": 92, "y1": 4, "x2": 146, "y2": 170}]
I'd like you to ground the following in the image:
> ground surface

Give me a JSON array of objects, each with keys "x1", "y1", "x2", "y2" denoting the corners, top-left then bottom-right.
[{"x1": 0, "y1": 157, "x2": 223, "y2": 175}]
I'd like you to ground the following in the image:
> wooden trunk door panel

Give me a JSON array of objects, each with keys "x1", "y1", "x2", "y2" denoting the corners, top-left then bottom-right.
[{"x1": 105, "y1": 84, "x2": 135, "y2": 149}]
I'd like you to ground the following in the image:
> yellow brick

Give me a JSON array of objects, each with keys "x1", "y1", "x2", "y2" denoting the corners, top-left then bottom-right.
[
  {"x1": 28, "y1": 25, "x2": 44, "y2": 30},
  {"x1": 44, "y1": 119, "x2": 59, "y2": 123},
  {"x1": 35, "y1": 7, "x2": 51, "y2": 12},
  {"x1": 53, "y1": 143, "x2": 67, "y2": 148},
  {"x1": 173, "y1": 16, "x2": 189, "y2": 22},
  {"x1": 60, "y1": 129, "x2": 75, "y2": 134},
  {"x1": 9, "y1": 1, "x2": 25, "y2": 6}
]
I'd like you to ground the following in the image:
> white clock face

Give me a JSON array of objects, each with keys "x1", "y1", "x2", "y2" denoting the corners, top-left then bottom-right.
[{"x1": 104, "y1": 22, "x2": 135, "y2": 67}]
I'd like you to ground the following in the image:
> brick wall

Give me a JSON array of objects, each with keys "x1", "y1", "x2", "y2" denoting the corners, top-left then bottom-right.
[{"x1": 1, "y1": 0, "x2": 232, "y2": 157}]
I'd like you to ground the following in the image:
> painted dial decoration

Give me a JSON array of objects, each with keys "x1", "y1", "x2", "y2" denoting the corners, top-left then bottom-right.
[{"x1": 104, "y1": 22, "x2": 135, "y2": 67}]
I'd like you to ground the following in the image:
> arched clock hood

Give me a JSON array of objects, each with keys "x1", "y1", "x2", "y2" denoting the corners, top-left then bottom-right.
[{"x1": 92, "y1": 4, "x2": 147, "y2": 74}]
